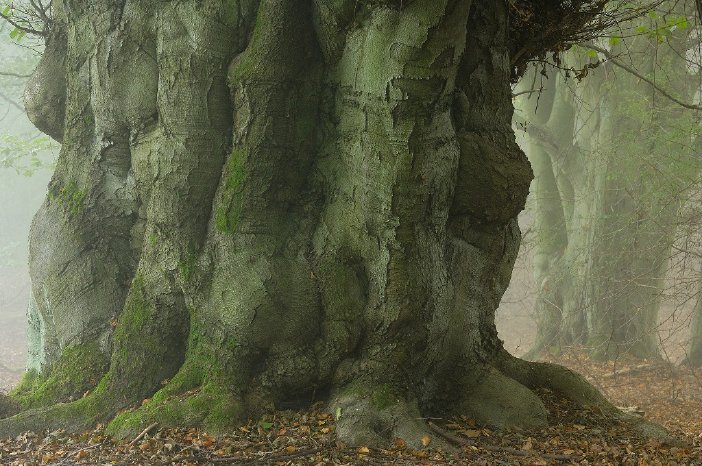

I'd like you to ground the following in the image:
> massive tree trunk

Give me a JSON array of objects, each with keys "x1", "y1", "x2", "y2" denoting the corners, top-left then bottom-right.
[{"x1": 0, "y1": 0, "x2": 663, "y2": 446}]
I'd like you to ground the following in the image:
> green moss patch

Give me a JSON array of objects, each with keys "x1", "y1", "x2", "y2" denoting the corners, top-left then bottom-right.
[
  {"x1": 106, "y1": 379, "x2": 244, "y2": 438},
  {"x1": 48, "y1": 181, "x2": 86, "y2": 214},
  {"x1": 215, "y1": 148, "x2": 247, "y2": 234},
  {"x1": 340, "y1": 382, "x2": 404, "y2": 410},
  {"x1": 11, "y1": 342, "x2": 109, "y2": 410}
]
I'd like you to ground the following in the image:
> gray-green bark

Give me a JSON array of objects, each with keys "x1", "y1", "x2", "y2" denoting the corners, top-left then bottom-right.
[
  {"x1": 518, "y1": 7, "x2": 701, "y2": 360},
  {"x1": 0, "y1": 0, "x2": 666, "y2": 447}
]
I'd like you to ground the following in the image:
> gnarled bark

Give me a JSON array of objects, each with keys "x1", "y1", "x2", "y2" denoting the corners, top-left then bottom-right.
[{"x1": 0, "y1": 0, "x2": 673, "y2": 447}]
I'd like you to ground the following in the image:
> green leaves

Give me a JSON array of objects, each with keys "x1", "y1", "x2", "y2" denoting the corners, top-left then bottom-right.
[
  {"x1": 608, "y1": 36, "x2": 622, "y2": 47},
  {"x1": 633, "y1": 15, "x2": 689, "y2": 43},
  {"x1": 0, "y1": 134, "x2": 57, "y2": 176},
  {"x1": 1, "y1": 3, "x2": 28, "y2": 42},
  {"x1": 257, "y1": 420, "x2": 274, "y2": 431},
  {"x1": 8, "y1": 27, "x2": 26, "y2": 42}
]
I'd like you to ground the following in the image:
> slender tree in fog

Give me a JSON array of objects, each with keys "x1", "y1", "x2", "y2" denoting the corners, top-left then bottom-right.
[{"x1": 515, "y1": 0, "x2": 702, "y2": 360}]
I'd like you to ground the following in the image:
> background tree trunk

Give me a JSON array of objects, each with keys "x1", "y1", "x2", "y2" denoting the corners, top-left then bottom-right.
[
  {"x1": 687, "y1": 277, "x2": 702, "y2": 366},
  {"x1": 516, "y1": 4, "x2": 701, "y2": 360}
]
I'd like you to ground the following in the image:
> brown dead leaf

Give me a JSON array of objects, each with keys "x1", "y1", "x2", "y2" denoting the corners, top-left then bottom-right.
[
  {"x1": 420, "y1": 435, "x2": 431, "y2": 447},
  {"x1": 393, "y1": 438, "x2": 407, "y2": 450},
  {"x1": 461, "y1": 429, "x2": 481, "y2": 438}
]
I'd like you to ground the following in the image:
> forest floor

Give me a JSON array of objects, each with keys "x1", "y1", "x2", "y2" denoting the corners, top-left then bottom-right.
[{"x1": 0, "y1": 348, "x2": 701, "y2": 465}]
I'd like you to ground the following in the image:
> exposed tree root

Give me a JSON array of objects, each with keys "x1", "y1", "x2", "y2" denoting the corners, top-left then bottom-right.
[
  {"x1": 329, "y1": 385, "x2": 455, "y2": 451},
  {"x1": 495, "y1": 351, "x2": 683, "y2": 446},
  {"x1": 103, "y1": 351, "x2": 247, "y2": 439},
  {"x1": 0, "y1": 349, "x2": 683, "y2": 449},
  {"x1": 455, "y1": 366, "x2": 548, "y2": 429},
  {"x1": 106, "y1": 381, "x2": 243, "y2": 439},
  {"x1": 0, "y1": 393, "x2": 113, "y2": 439},
  {"x1": 0, "y1": 394, "x2": 19, "y2": 420}
]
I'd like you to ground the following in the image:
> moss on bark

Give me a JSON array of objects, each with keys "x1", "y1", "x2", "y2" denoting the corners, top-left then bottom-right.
[{"x1": 11, "y1": 342, "x2": 108, "y2": 410}]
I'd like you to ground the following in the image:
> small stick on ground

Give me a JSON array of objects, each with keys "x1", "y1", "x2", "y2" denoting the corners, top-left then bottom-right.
[
  {"x1": 128, "y1": 422, "x2": 158, "y2": 447},
  {"x1": 602, "y1": 364, "x2": 660, "y2": 379},
  {"x1": 58, "y1": 442, "x2": 104, "y2": 465},
  {"x1": 210, "y1": 447, "x2": 324, "y2": 463},
  {"x1": 429, "y1": 421, "x2": 580, "y2": 462}
]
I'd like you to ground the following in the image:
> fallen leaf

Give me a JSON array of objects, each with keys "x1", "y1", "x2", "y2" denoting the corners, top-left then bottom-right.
[
  {"x1": 421, "y1": 435, "x2": 431, "y2": 447},
  {"x1": 393, "y1": 438, "x2": 407, "y2": 449}
]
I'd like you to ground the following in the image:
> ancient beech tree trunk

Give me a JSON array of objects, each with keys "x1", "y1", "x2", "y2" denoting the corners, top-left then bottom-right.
[{"x1": 0, "y1": 0, "x2": 659, "y2": 447}]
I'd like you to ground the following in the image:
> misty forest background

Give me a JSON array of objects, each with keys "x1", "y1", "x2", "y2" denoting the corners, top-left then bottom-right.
[{"x1": 0, "y1": 0, "x2": 701, "y2": 397}]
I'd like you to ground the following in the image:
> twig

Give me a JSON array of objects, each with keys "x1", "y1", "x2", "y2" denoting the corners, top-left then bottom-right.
[
  {"x1": 0, "y1": 71, "x2": 32, "y2": 78},
  {"x1": 584, "y1": 43, "x2": 702, "y2": 111},
  {"x1": 0, "y1": 91, "x2": 24, "y2": 112},
  {"x1": 128, "y1": 422, "x2": 158, "y2": 446},
  {"x1": 209, "y1": 446, "x2": 324, "y2": 463},
  {"x1": 601, "y1": 363, "x2": 660, "y2": 379},
  {"x1": 512, "y1": 88, "x2": 544, "y2": 98},
  {"x1": 428, "y1": 421, "x2": 580, "y2": 462},
  {"x1": 58, "y1": 442, "x2": 103, "y2": 465},
  {"x1": 0, "y1": 11, "x2": 45, "y2": 36},
  {"x1": 428, "y1": 421, "x2": 475, "y2": 446},
  {"x1": 513, "y1": 115, "x2": 562, "y2": 154},
  {"x1": 29, "y1": 0, "x2": 50, "y2": 25}
]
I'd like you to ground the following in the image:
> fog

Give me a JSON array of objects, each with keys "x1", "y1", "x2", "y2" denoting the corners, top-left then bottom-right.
[{"x1": 0, "y1": 26, "x2": 54, "y2": 390}]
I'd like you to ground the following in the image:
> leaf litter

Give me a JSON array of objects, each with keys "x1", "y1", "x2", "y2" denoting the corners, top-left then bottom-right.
[{"x1": 0, "y1": 350, "x2": 700, "y2": 465}]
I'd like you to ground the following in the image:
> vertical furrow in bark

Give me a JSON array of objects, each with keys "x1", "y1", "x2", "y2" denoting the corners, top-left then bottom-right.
[
  {"x1": 106, "y1": 0, "x2": 242, "y2": 402},
  {"x1": 315, "y1": 0, "x2": 471, "y2": 394},
  {"x1": 197, "y1": 0, "x2": 323, "y2": 408}
]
